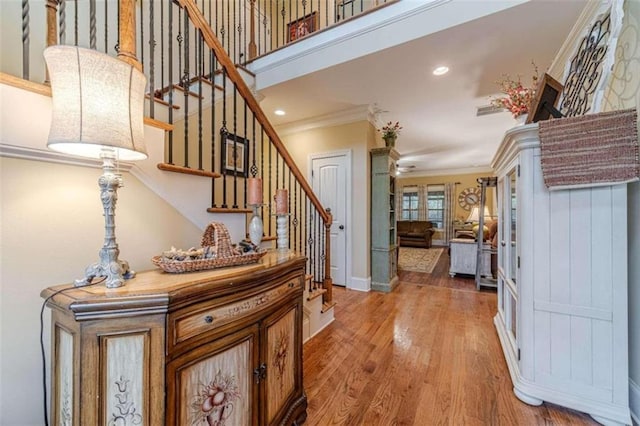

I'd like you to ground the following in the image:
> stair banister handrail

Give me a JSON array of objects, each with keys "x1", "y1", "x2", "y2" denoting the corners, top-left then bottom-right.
[{"x1": 177, "y1": 0, "x2": 332, "y2": 228}]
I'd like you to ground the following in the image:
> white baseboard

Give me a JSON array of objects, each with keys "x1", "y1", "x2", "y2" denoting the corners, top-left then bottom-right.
[
  {"x1": 631, "y1": 379, "x2": 640, "y2": 425},
  {"x1": 348, "y1": 276, "x2": 370, "y2": 292}
]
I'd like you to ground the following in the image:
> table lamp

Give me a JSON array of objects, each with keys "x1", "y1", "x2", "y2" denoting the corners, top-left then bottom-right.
[
  {"x1": 44, "y1": 45, "x2": 147, "y2": 288},
  {"x1": 467, "y1": 206, "x2": 490, "y2": 223}
]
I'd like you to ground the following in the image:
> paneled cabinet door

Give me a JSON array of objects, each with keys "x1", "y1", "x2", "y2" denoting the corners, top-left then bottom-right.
[
  {"x1": 262, "y1": 301, "x2": 303, "y2": 425},
  {"x1": 166, "y1": 325, "x2": 260, "y2": 425}
]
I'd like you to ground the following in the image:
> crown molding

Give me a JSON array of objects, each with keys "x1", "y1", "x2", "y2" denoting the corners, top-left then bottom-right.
[
  {"x1": 0, "y1": 143, "x2": 134, "y2": 171},
  {"x1": 275, "y1": 104, "x2": 376, "y2": 136},
  {"x1": 398, "y1": 165, "x2": 494, "y2": 179}
]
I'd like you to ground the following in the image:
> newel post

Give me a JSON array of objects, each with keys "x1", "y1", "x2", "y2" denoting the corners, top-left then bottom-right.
[
  {"x1": 43, "y1": 0, "x2": 59, "y2": 82},
  {"x1": 118, "y1": 0, "x2": 142, "y2": 71},
  {"x1": 45, "y1": 0, "x2": 58, "y2": 48},
  {"x1": 323, "y1": 209, "x2": 333, "y2": 305},
  {"x1": 248, "y1": 0, "x2": 257, "y2": 60}
]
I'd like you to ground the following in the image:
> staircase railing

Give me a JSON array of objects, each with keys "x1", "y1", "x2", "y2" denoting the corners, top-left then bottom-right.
[
  {"x1": 18, "y1": 0, "x2": 396, "y2": 83},
  {"x1": 12, "y1": 0, "x2": 335, "y2": 304}
]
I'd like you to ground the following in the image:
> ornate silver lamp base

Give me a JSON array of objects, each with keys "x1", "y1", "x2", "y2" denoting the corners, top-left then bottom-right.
[{"x1": 74, "y1": 148, "x2": 135, "y2": 288}]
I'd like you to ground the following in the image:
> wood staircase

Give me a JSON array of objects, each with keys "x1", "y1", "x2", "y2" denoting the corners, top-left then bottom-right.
[{"x1": 10, "y1": 0, "x2": 336, "y2": 339}]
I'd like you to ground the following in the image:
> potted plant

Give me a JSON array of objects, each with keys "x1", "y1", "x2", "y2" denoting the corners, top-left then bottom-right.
[{"x1": 379, "y1": 121, "x2": 402, "y2": 148}]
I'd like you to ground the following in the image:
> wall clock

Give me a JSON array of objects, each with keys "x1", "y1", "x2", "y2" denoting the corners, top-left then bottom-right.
[{"x1": 458, "y1": 187, "x2": 481, "y2": 211}]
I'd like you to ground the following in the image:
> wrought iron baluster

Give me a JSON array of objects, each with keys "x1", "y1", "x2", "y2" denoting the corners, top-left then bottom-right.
[
  {"x1": 233, "y1": 0, "x2": 237, "y2": 63},
  {"x1": 275, "y1": 149, "x2": 279, "y2": 198},
  {"x1": 211, "y1": 53, "x2": 217, "y2": 207},
  {"x1": 260, "y1": 127, "x2": 264, "y2": 220},
  {"x1": 268, "y1": 137, "x2": 272, "y2": 235},
  {"x1": 288, "y1": 168, "x2": 292, "y2": 247},
  {"x1": 221, "y1": 68, "x2": 228, "y2": 208},
  {"x1": 73, "y1": 0, "x2": 77, "y2": 46},
  {"x1": 243, "y1": 103, "x2": 249, "y2": 207},
  {"x1": 115, "y1": 0, "x2": 119, "y2": 52},
  {"x1": 21, "y1": 0, "x2": 29, "y2": 80},
  {"x1": 197, "y1": 31, "x2": 203, "y2": 170},
  {"x1": 139, "y1": 0, "x2": 144, "y2": 68},
  {"x1": 232, "y1": 85, "x2": 238, "y2": 209},
  {"x1": 182, "y1": 7, "x2": 190, "y2": 168},
  {"x1": 148, "y1": 0, "x2": 155, "y2": 118},
  {"x1": 89, "y1": 0, "x2": 96, "y2": 49},
  {"x1": 226, "y1": 0, "x2": 230, "y2": 60},
  {"x1": 168, "y1": 0, "x2": 174, "y2": 165},
  {"x1": 59, "y1": 0, "x2": 66, "y2": 45},
  {"x1": 280, "y1": 0, "x2": 285, "y2": 47},
  {"x1": 293, "y1": 179, "x2": 298, "y2": 251},
  {"x1": 104, "y1": 0, "x2": 107, "y2": 52}
]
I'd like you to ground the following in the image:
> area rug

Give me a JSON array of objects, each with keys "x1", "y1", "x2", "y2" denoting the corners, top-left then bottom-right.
[{"x1": 398, "y1": 247, "x2": 444, "y2": 274}]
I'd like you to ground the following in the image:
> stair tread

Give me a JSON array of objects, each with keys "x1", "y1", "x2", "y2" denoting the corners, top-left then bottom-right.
[
  {"x1": 307, "y1": 288, "x2": 327, "y2": 301},
  {"x1": 145, "y1": 93, "x2": 180, "y2": 109},
  {"x1": 157, "y1": 163, "x2": 220, "y2": 178},
  {"x1": 321, "y1": 301, "x2": 337, "y2": 313},
  {"x1": 196, "y1": 76, "x2": 224, "y2": 92},
  {"x1": 208, "y1": 207, "x2": 253, "y2": 213},
  {"x1": 172, "y1": 84, "x2": 204, "y2": 99}
]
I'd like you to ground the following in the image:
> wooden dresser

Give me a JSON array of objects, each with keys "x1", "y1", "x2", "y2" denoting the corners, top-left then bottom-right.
[{"x1": 42, "y1": 251, "x2": 308, "y2": 425}]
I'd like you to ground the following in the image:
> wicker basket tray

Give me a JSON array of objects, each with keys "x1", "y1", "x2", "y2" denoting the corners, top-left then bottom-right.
[
  {"x1": 152, "y1": 250, "x2": 266, "y2": 273},
  {"x1": 152, "y1": 222, "x2": 267, "y2": 273}
]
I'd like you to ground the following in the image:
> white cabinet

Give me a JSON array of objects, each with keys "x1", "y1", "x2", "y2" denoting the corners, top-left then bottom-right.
[
  {"x1": 492, "y1": 124, "x2": 631, "y2": 425},
  {"x1": 449, "y1": 239, "x2": 491, "y2": 277}
]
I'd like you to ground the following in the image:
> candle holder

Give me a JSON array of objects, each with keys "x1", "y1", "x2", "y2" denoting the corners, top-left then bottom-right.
[
  {"x1": 275, "y1": 213, "x2": 290, "y2": 250},
  {"x1": 248, "y1": 204, "x2": 264, "y2": 246}
]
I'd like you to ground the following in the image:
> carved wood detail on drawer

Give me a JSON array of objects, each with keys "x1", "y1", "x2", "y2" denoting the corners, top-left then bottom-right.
[{"x1": 173, "y1": 280, "x2": 299, "y2": 345}]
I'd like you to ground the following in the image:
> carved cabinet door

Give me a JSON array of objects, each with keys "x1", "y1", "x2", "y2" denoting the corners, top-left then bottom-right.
[
  {"x1": 166, "y1": 324, "x2": 260, "y2": 425},
  {"x1": 261, "y1": 300, "x2": 303, "y2": 425}
]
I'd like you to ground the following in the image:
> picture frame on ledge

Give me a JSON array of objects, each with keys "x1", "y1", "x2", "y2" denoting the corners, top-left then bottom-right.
[
  {"x1": 526, "y1": 73, "x2": 564, "y2": 124},
  {"x1": 220, "y1": 131, "x2": 249, "y2": 177},
  {"x1": 287, "y1": 12, "x2": 318, "y2": 42}
]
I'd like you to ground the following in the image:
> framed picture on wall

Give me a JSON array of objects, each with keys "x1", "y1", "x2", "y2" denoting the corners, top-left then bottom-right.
[
  {"x1": 287, "y1": 12, "x2": 318, "y2": 42},
  {"x1": 220, "y1": 131, "x2": 249, "y2": 177}
]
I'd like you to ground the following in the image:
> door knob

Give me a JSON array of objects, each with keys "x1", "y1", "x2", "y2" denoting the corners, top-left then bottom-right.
[{"x1": 339, "y1": 225, "x2": 344, "y2": 230}]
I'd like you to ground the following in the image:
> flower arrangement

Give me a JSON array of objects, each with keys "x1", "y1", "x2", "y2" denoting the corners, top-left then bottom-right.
[
  {"x1": 379, "y1": 121, "x2": 402, "y2": 140},
  {"x1": 491, "y1": 63, "x2": 539, "y2": 118}
]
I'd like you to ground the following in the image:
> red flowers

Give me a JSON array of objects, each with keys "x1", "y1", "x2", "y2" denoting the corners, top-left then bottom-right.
[{"x1": 379, "y1": 121, "x2": 402, "y2": 139}]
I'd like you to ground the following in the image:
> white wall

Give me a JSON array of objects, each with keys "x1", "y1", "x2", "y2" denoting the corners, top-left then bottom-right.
[
  {"x1": 0, "y1": 157, "x2": 204, "y2": 426},
  {"x1": 279, "y1": 119, "x2": 375, "y2": 289}
]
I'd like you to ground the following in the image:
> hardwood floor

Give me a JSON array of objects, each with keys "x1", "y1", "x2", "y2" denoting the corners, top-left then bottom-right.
[{"x1": 303, "y1": 249, "x2": 597, "y2": 426}]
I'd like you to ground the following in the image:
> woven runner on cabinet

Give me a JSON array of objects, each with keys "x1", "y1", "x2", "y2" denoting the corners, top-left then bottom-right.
[{"x1": 538, "y1": 108, "x2": 639, "y2": 190}]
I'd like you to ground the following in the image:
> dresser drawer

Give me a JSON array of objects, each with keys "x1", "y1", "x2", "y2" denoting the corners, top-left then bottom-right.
[{"x1": 169, "y1": 278, "x2": 301, "y2": 350}]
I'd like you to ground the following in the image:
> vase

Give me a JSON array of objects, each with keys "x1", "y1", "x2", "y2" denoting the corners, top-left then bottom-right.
[
  {"x1": 248, "y1": 205, "x2": 263, "y2": 246},
  {"x1": 515, "y1": 113, "x2": 528, "y2": 125},
  {"x1": 384, "y1": 135, "x2": 397, "y2": 148}
]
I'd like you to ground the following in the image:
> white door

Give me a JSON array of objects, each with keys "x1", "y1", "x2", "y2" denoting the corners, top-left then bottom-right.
[{"x1": 311, "y1": 153, "x2": 348, "y2": 286}]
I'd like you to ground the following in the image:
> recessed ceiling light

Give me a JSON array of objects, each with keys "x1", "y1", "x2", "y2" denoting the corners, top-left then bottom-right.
[
  {"x1": 274, "y1": 109, "x2": 286, "y2": 116},
  {"x1": 432, "y1": 66, "x2": 449, "y2": 76}
]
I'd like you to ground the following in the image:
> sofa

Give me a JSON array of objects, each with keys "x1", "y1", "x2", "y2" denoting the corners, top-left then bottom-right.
[{"x1": 397, "y1": 220, "x2": 435, "y2": 248}]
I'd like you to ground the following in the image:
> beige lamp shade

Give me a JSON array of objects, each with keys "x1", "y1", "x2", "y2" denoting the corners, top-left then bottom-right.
[
  {"x1": 44, "y1": 45, "x2": 148, "y2": 161},
  {"x1": 467, "y1": 205, "x2": 491, "y2": 222}
]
